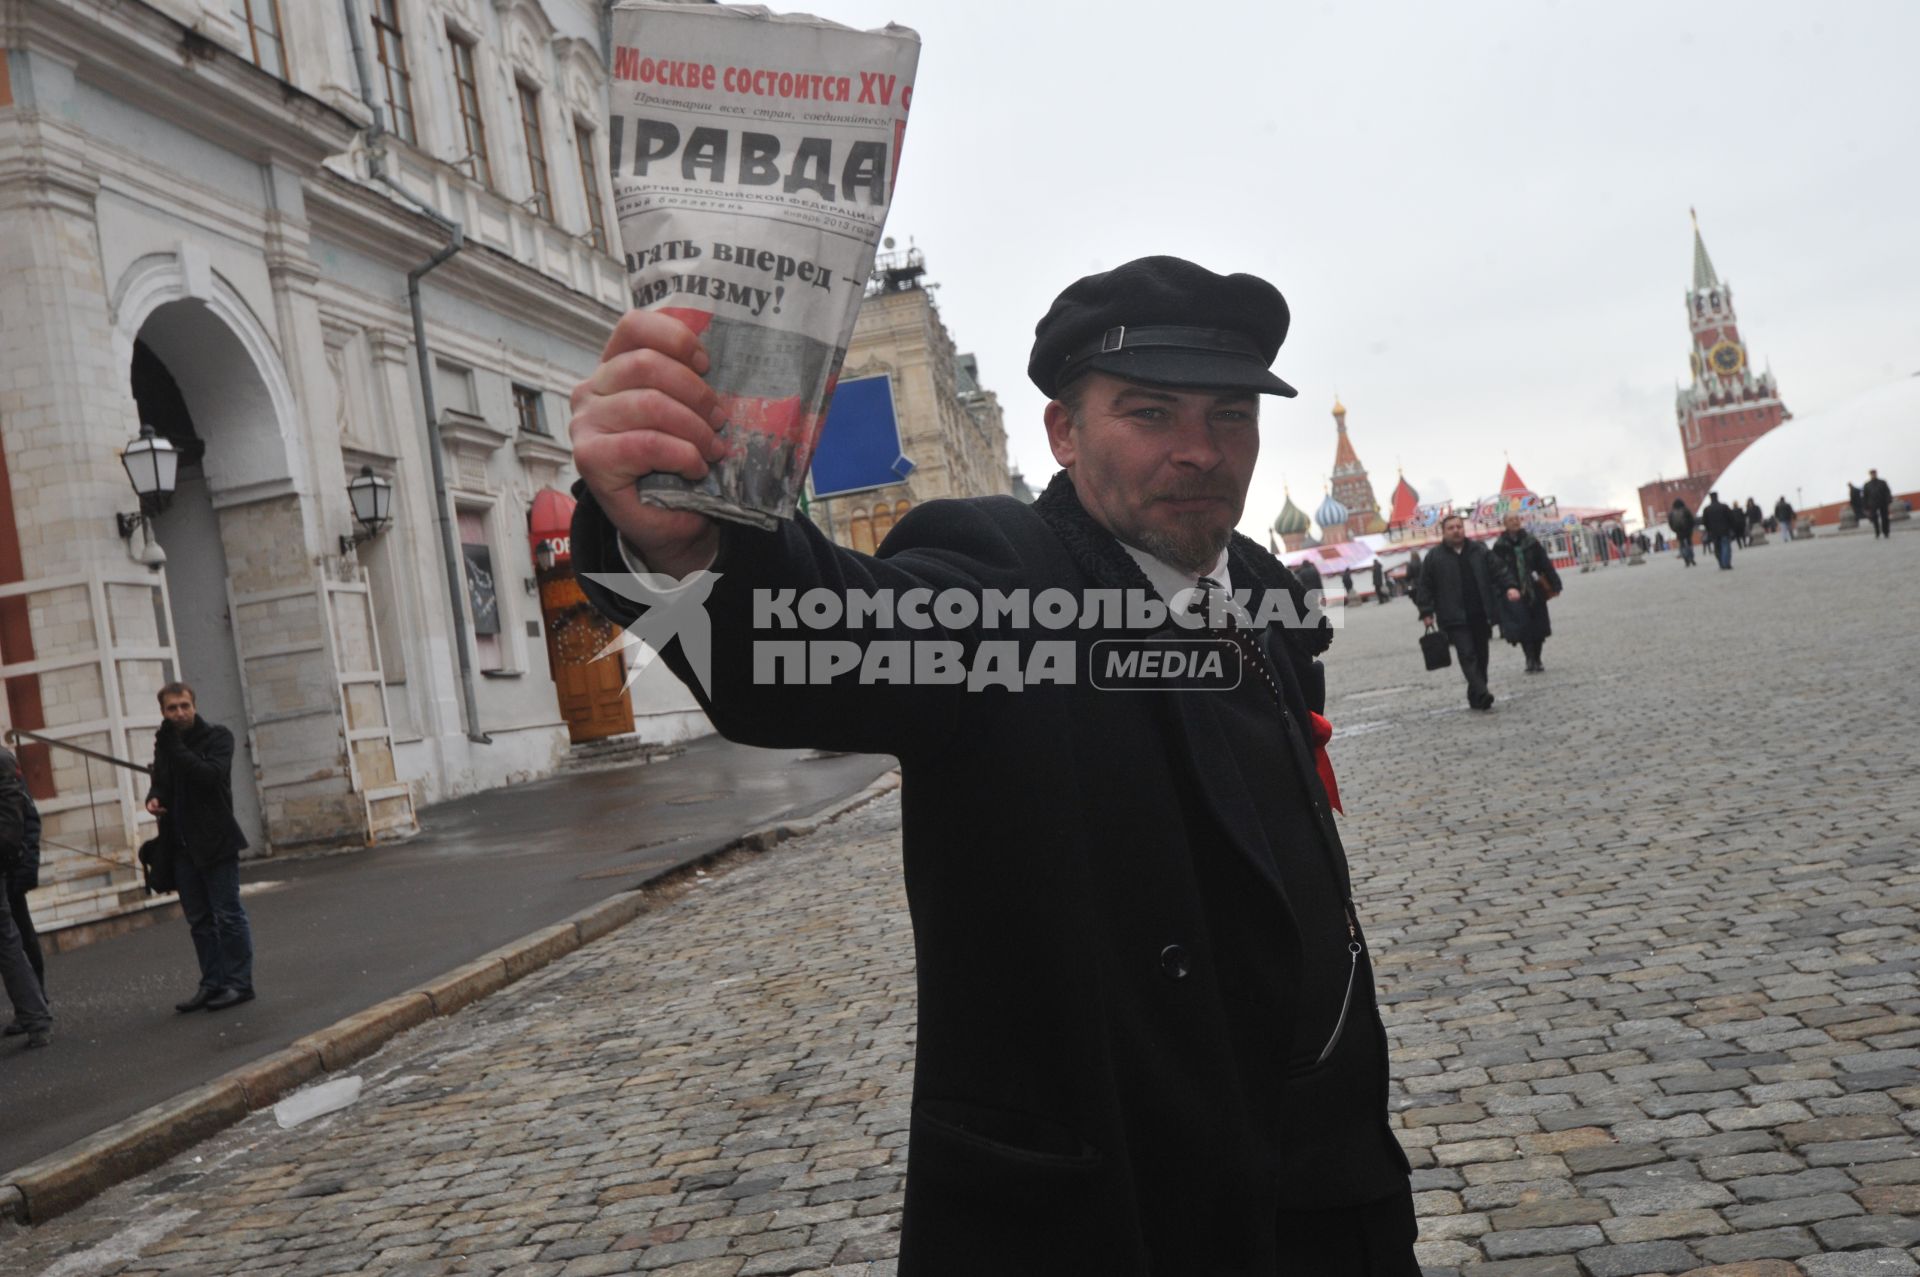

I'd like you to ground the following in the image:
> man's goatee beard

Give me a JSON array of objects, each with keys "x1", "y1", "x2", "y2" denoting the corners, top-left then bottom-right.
[{"x1": 1134, "y1": 525, "x2": 1232, "y2": 577}]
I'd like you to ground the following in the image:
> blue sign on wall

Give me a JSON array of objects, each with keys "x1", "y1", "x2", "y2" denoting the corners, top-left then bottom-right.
[{"x1": 809, "y1": 374, "x2": 915, "y2": 499}]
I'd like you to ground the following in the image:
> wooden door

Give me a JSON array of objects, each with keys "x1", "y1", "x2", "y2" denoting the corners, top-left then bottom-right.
[{"x1": 540, "y1": 571, "x2": 636, "y2": 743}]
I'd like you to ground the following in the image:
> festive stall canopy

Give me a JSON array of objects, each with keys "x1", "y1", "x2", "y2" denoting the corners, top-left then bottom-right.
[
  {"x1": 1387, "y1": 474, "x2": 1420, "y2": 526},
  {"x1": 1498, "y1": 462, "x2": 1535, "y2": 501},
  {"x1": 1281, "y1": 540, "x2": 1377, "y2": 576}
]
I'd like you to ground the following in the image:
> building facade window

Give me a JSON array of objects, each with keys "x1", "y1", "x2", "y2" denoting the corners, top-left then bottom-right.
[
  {"x1": 449, "y1": 32, "x2": 490, "y2": 186},
  {"x1": 518, "y1": 82, "x2": 552, "y2": 219},
  {"x1": 229, "y1": 0, "x2": 285, "y2": 77},
  {"x1": 370, "y1": 0, "x2": 417, "y2": 144},
  {"x1": 512, "y1": 383, "x2": 547, "y2": 436},
  {"x1": 457, "y1": 508, "x2": 505, "y2": 673},
  {"x1": 435, "y1": 360, "x2": 477, "y2": 415},
  {"x1": 574, "y1": 122, "x2": 608, "y2": 252}
]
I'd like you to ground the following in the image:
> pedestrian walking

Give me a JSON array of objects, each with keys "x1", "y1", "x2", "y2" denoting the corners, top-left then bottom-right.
[
  {"x1": 147, "y1": 683, "x2": 255, "y2": 1013},
  {"x1": 0, "y1": 748, "x2": 52, "y2": 1048},
  {"x1": 1848, "y1": 481, "x2": 1866, "y2": 526},
  {"x1": 1744, "y1": 498, "x2": 1764, "y2": 542},
  {"x1": 1294, "y1": 556, "x2": 1323, "y2": 597},
  {"x1": 1340, "y1": 566, "x2": 1354, "y2": 603},
  {"x1": 1731, "y1": 501, "x2": 1749, "y2": 548},
  {"x1": 1372, "y1": 558, "x2": 1388, "y2": 604},
  {"x1": 1702, "y1": 491, "x2": 1736, "y2": 569},
  {"x1": 1412, "y1": 513, "x2": 1516, "y2": 710},
  {"x1": 1668, "y1": 499, "x2": 1697, "y2": 567},
  {"x1": 1863, "y1": 469, "x2": 1894, "y2": 539},
  {"x1": 571, "y1": 255, "x2": 1419, "y2": 1275},
  {"x1": 2, "y1": 747, "x2": 46, "y2": 1031},
  {"x1": 1773, "y1": 496, "x2": 1796, "y2": 543},
  {"x1": 1489, "y1": 514, "x2": 1563, "y2": 674},
  {"x1": 1654, "y1": 531, "x2": 1666, "y2": 553}
]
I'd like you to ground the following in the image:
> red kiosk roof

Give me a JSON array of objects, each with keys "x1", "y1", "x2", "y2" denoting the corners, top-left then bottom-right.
[
  {"x1": 1498, "y1": 463, "x2": 1534, "y2": 499},
  {"x1": 529, "y1": 487, "x2": 576, "y2": 563}
]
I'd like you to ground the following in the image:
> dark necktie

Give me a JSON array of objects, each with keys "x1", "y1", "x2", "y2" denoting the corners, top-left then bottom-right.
[
  {"x1": 1196, "y1": 576, "x2": 1298, "y2": 713},
  {"x1": 1192, "y1": 576, "x2": 1235, "y2": 627}
]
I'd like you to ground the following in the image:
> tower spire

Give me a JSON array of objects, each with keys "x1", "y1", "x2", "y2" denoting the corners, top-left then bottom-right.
[
  {"x1": 1635, "y1": 211, "x2": 1790, "y2": 532},
  {"x1": 1691, "y1": 208, "x2": 1719, "y2": 291},
  {"x1": 1325, "y1": 396, "x2": 1380, "y2": 536}
]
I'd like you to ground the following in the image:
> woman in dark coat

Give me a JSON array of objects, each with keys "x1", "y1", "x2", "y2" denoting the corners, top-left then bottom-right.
[
  {"x1": 1667, "y1": 500, "x2": 1696, "y2": 567},
  {"x1": 1491, "y1": 513, "x2": 1563, "y2": 673}
]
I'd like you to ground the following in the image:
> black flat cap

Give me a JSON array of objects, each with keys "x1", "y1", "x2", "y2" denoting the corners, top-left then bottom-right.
[{"x1": 1028, "y1": 256, "x2": 1296, "y2": 400}]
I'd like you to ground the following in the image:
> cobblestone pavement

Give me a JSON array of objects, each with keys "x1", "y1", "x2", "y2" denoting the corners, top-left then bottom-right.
[{"x1": 3, "y1": 530, "x2": 1916, "y2": 1277}]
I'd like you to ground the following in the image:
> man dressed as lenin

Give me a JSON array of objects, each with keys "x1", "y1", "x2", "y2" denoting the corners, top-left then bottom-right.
[{"x1": 570, "y1": 257, "x2": 1416, "y2": 1275}]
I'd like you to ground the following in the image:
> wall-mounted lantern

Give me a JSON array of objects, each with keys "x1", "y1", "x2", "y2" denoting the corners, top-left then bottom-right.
[
  {"x1": 340, "y1": 465, "x2": 393, "y2": 554},
  {"x1": 115, "y1": 424, "x2": 178, "y2": 568}
]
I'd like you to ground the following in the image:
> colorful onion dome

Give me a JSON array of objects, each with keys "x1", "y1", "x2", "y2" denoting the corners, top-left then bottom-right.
[
  {"x1": 1314, "y1": 490, "x2": 1350, "y2": 532},
  {"x1": 1272, "y1": 491, "x2": 1312, "y2": 536}
]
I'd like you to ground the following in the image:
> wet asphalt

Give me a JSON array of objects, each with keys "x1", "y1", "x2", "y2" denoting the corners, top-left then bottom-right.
[{"x1": 0, "y1": 735, "x2": 892, "y2": 1172}]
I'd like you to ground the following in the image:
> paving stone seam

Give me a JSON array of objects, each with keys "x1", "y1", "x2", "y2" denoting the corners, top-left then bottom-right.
[{"x1": 0, "y1": 769, "x2": 903, "y2": 1228}]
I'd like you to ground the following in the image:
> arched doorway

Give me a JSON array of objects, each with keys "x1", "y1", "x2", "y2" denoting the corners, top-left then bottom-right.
[{"x1": 128, "y1": 300, "x2": 276, "y2": 853}]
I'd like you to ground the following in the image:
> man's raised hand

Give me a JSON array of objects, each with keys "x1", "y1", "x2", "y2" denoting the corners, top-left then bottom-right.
[{"x1": 569, "y1": 310, "x2": 726, "y2": 578}]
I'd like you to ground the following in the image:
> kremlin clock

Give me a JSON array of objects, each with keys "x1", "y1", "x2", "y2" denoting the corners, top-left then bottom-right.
[{"x1": 1709, "y1": 341, "x2": 1745, "y2": 374}]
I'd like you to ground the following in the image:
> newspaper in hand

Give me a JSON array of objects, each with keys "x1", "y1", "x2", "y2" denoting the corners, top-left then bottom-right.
[{"x1": 607, "y1": 2, "x2": 921, "y2": 529}]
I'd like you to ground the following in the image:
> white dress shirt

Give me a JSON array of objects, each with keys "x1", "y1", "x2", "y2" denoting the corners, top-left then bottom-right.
[{"x1": 1119, "y1": 540, "x2": 1231, "y2": 608}]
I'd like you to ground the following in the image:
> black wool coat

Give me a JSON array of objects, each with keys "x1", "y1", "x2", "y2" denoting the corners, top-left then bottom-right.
[
  {"x1": 573, "y1": 474, "x2": 1410, "y2": 1276},
  {"x1": 1410, "y1": 539, "x2": 1512, "y2": 629},
  {"x1": 0, "y1": 747, "x2": 42, "y2": 889},
  {"x1": 0, "y1": 749, "x2": 27, "y2": 875},
  {"x1": 146, "y1": 719, "x2": 248, "y2": 870},
  {"x1": 1667, "y1": 507, "x2": 1695, "y2": 538},
  {"x1": 1701, "y1": 500, "x2": 1735, "y2": 539},
  {"x1": 1489, "y1": 532, "x2": 1562, "y2": 644}
]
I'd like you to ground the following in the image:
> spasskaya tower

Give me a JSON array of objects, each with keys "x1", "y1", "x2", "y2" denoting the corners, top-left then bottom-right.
[{"x1": 1635, "y1": 211, "x2": 1791, "y2": 526}]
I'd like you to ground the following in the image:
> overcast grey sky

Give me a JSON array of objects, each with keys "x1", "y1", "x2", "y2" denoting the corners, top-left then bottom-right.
[{"x1": 808, "y1": 0, "x2": 1919, "y2": 533}]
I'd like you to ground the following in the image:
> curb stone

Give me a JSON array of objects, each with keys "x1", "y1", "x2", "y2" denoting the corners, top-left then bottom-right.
[{"x1": 0, "y1": 768, "x2": 902, "y2": 1226}]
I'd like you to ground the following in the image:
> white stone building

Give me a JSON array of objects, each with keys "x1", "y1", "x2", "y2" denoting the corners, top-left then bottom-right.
[{"x1": 0, "y1": 0, "x2": 707, "y2": 935}]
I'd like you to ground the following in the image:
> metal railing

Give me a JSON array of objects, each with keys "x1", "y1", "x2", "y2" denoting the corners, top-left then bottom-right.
[
  {"x1": 6, "y1": 726, "x2": 149, "y2": 876},
  {"x1": 6, "y1": 726, "x2": 150, "y2": 776}
]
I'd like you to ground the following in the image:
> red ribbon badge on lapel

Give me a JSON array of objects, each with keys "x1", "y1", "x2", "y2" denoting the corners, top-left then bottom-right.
[{"x1": 1306, "y1": 711, "x2": 1342, "y2": 813}]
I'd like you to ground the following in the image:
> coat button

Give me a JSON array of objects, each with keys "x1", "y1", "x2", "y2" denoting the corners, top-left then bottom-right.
[{"x1": 1160, "y1": 944, "x2": 1191, "y2": 981}]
